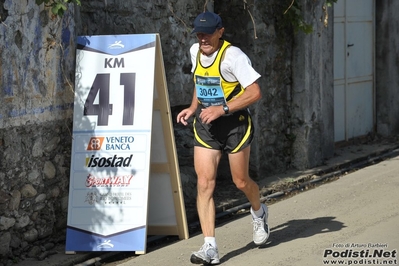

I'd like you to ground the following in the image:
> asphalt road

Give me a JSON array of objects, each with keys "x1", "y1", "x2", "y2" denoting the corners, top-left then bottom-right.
[{"x1": 111, "y1": 154, "x2": 399, "y2": 266}]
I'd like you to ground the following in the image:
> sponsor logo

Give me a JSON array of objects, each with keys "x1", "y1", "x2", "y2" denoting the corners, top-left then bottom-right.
[
  {"x1": 109, "y1": 40, "x2": 124, "y2": 49},
  {"x1": 85, "y1": 154, "x2": 133, "y2": 168},
  {"x1": 86, "y1": 174, "x2": 134, "y2": 187},
  {"x1": 105, "y1": 136, "x2": 134, "y2": 151},
  {"x1": 84, "y1": 191, "x2": 132, "y2": 205},
  {"x1": 87, "y1": 137, "x2": 104, "y2": 150},
  {"x1": 85, "y1": 191, "x2": 99, "y2": 205},
  {"x1": 86, "y1": 136, "x2": 135, "y2": 151}
]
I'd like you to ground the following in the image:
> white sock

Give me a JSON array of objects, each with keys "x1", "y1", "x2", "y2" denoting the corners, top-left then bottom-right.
[
  {"x1": 251, "y1": 205, "x2": 265, "y2": 218},
  {"x1": 204, "y1": 237, "x2": 217, "y2": 248}
]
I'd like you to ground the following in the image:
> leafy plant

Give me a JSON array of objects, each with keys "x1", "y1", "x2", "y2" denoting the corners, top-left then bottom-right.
[{"x1": 35, "y1": 0, "x2": 81, "y2": 17}]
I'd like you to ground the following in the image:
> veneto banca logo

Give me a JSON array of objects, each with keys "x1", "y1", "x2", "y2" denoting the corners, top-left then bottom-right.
[{"x1": 87, "y1": 137, "x2": 104, "y2": 150}]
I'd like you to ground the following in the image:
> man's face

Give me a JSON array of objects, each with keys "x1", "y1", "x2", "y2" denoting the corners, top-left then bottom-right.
[{"x1": 196, "y1": 28, "x2": 224, "y2": 56}]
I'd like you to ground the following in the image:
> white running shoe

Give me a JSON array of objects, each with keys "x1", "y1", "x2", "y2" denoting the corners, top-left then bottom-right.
[
  {"x1": 190, "y1": 242, "x2": 220, "y2": 265},
  {"x1": 252, "y1": 203, "x2": 270, "y2": 245}
]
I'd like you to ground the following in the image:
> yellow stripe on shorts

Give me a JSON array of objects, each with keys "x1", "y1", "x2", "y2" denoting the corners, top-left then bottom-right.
[
  {"x1": 193, "y1": 118, "x2": 212, "y2": 148},
  {"x1": 231, "y1": 115, "x2": 252, "y2": 153}
]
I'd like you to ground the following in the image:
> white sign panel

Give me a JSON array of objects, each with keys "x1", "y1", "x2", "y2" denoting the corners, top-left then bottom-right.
[{"x1": 66, "y1": 34, "x2": 156, "y2": 252}]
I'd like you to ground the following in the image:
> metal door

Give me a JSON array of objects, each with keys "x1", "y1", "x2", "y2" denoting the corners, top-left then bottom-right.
[{"x1": 333, "y1": 0, "x2": 375, "y2": 142}]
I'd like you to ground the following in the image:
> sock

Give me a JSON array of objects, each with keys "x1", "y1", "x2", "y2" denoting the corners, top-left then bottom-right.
[
  {"x1": 204, "y1": 237, "x2": 217, "y2": 248},
  {"x1": 251, "y1": 205, "x2": 265, "y2": 218}
]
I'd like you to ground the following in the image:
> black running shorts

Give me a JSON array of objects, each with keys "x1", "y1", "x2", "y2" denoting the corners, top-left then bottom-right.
[{"x1": 193, "y1": 105, "x2": 254, "y2": 153}]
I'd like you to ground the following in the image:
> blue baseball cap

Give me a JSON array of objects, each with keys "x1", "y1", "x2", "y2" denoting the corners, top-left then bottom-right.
[{"x1": 191, "y1": 11, "x2": 223, "y2": 34}]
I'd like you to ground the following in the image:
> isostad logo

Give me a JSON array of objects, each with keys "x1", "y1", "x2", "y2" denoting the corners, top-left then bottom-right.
[
  {"x1": 85, "y1": 154, "x2": 133, "y2": 168},
  {"x1": 87, "y1": 137, "x2": 105, "y2": 150},
  {"x1": 86, "y1": 136, "x2": 133, "y2": 167}
]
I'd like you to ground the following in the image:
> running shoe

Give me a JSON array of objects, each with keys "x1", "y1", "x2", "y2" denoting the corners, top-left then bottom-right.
[
  {"x1": 190, "y1": 242, "x2": 220, "y2": 265},
  {"x1": 252, "y1": 203, "x2": 270, "y2": 245}
]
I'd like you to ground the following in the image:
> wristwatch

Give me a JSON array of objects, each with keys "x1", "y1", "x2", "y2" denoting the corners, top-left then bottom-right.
[{"x1": 223, "y1": 104, "x2": 229, "y2": 114}]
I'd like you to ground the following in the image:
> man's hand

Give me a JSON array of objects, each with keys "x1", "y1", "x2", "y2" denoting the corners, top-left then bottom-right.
[
  {"x1": 177, "y1": 108, "x2": 195, "y2": 126},
  {"x1": 199, "y1": 105, "x2": 224, "y2": 124}
]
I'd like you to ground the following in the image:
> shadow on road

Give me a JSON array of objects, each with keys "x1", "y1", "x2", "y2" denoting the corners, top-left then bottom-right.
[{"x1": 221, "y1": 216, "x2": 345, "y2": 264}]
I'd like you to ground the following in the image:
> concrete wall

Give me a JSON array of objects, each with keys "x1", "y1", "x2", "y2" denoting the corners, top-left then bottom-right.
[
  {"x1": 376, "y1": 1, "x2": 399, "y2": 136},
  {"x1": 290, "y1": 0, "x2": 335, "y2": 169}
]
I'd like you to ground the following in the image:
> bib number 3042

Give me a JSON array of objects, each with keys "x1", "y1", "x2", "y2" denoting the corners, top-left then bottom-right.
[{"x1": 83, "y1": 73, "x2": 135, "y2": 126}]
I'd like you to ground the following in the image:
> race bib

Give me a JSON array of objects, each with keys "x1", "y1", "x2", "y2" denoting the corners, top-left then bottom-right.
[{"x1": 195, "y1": 75, "x2": 227, "y2": 107}]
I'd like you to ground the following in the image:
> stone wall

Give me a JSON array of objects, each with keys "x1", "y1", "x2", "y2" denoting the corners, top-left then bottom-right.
[
  {"x1": 0, "y1": 120, "x2": 72, "y2": 262},
  {"x1": 0, "y1": 1, "x2": 75, "y2": 128},
  {"x1": 0, "y1": 0, "x2": 75, "y2": 263}
]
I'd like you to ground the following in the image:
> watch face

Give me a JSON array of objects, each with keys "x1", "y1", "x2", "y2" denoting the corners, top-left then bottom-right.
[{"x1": 223, "y1": 105, "x2": 229, "y2": 113}]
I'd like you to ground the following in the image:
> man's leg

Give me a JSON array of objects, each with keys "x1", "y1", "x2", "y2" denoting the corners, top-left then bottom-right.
[
  {"x1": 190, "y1": 146, "x2": 221, "y2": 264},
  {"x1": 228, "y1": 146, "x2": 260, "y2": 209},
  {"x1": 228, "y1": 146, "x2": 269, "y2": 245},
  {"x1": 194, "y1": 146, "x2": 222, "y2": 237}
]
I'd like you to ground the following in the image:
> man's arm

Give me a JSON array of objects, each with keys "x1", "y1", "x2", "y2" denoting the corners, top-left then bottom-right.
[
  {"x1": 224, "y1": 81, "x2": 261, "y2": 113},
  {"x1": 198, "y1": 81, "x2": 261, "y2": 124}
]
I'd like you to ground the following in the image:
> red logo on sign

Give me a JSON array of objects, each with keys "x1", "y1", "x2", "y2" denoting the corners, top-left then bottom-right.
[
  {"x1": 85, "y1": 174, "x2": 134, "y2": 187},
  {"x1": 87, "y1": 137, "x2": 105, "y2": 150}
]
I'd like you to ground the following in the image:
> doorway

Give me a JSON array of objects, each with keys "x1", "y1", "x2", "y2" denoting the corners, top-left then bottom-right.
[{"x1": 333, "y1": 0, "x2": 375, "y2": 142}]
